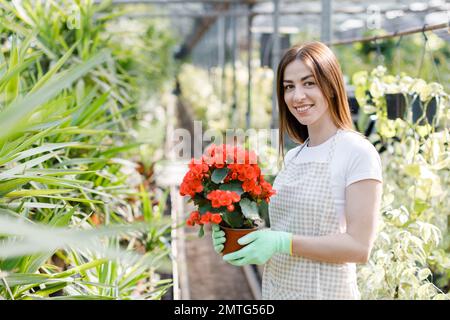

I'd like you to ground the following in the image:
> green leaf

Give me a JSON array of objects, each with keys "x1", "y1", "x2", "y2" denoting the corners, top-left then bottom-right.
[
  {"x1": 8, "y1": 0, "x2": 35, "y2": 26},
  {"x1": 49, "y1": 208, "x2": 75, "y2": 228},
  {"x1": 239, "y1": 198, "x2": 260, "y2": 220},
  {"x1": 29, "y1": 41, "x2": 79, "y2": 93},
  {"x1": 0, "y1": 124, "x2": 59, "y2": 160},
  {"x1": 416, "y1": 124, "x2": 431, "y2": 138},
  {"x1": 4, "y1": 189, "x2": 74, "y2": 197},
  {"x1": 45, "y1": 295, "x2": 115, "y2": 300},
  {"x1": 219, "y1": 181, "x2": 244, "y2": 196},
  {"x1": 54, "y1": 158, "x2": 108, "y2": 166},
  {"x1": 198, "y1": 202, "x2": 212, "y2": 214},
  {"x1": 20, "y1": 253, "x2": 54, "y2": 275},
  {"x1": 5, "y1": 175, "x2": 113, "y2": 200},
  {"x1": 0, "y1": 273, "x2": 49, "y2": 288},
  {"x1": 0, "y1": 214, "x2": 149, "y2": 260},
  {"x1": 1, "y1": 142, "x2": 79, "y2": 166},
  {"x1": 0, "y1": 50, "x2": 109, "y2": 141},
  {"x1": 221, "y1": 211, "x2": 245, "y2": 228},
  {"x1": 5, "y1": 37, "x2": 20, "y2": 103},
  {"x1": 0, "y1": 53, "x2": 40, "y2": 90},
  {"x1": 18, "y1": 202, "x2": 66, "y2": 209},
  {"x1": 51, "y1": 128, "x2": 127, "y2": 136},
  {"x1": 377, "y1": 119, "x2": 396, "y2": 138},
  {"x1": 418, "y1": 268, "x2": 432, "y2": 281},
  {"x1": 50, "y1": 259, "x2": 108, "y2": 279},
  {"x1": 71, "y1": 90, "x2": 109, "y2": 127},
  {"x1": 98, "y1": 142, "x2": 142, "y2": 158},
  {"x1": 404, "y1": 164, "x2": 420, "y2": 178},
  {"x1": 198, "y1": 224, "x2": 205, "y2": 237},
  {"x1": 0, "y1": 152, "x2": 58, "y2": 180},
  {"x1": 413, "y1": 199, "x2": 429, "y2": 214},
  {"x1": 140, "y1": 184, "x2": 152, "y2": 222},
  {"x1": 25, "y1": 169, "x2": 93, "y2": 177},
  {"x1": 211, "y1": 168, "x2": 229, "y2": 184},
  {"x1": 202, "y1": 180, "x2": 216, "y2": 194},
  {"x1": 0, "y1": 257, "x2": 22, "y2": 272},
  {"x1": 198, "y1": 202, "x2": 221, "y2": 214},
  {"x1": 36, "y1": 196, "x2": 103, "y2": 205},
  {"x1": 0, "y1": 178, "x2": 30, "y2": 196},
  {"x1": 30, "y1": 282, "x2": 68, "y2": 297}
]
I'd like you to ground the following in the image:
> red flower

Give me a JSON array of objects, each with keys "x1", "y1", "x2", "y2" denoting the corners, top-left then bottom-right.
[
  {"x1": 200, "y1": 212, "x2": 212, "y2": 224},
  {"x1": 180, "y1": 176, "x2": 203, "y2": 198},
  {"x1": 180, "y1": 144, "x2": 276, "y2": 233},
  {"x1": 259, "y1": 177, "x2": 276, "y2": 202},
  {"x1": 186, "y1": 211, "x2": 201, "y2": 226},
  {"x1": 207, "y1": 190, "x2": 241, "y2": 208},
  {"x1": 211, "y1": 213, "x2": 222, "y2": 224}
]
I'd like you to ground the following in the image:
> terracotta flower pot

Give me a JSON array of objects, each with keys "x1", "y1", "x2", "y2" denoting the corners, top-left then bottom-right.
[{"x1": 219, "y1": 224, "x2": 259, "y2": 255}]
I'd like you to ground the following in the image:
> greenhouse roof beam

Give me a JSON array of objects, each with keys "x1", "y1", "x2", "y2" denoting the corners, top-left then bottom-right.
[
  {"x1": 321, "y1": 0, "x2": 332, "y2": 43},
  {"x1": 173, "y1": 2, "x2": 232, "y2": 60},
  {"x1": 103, "y1": 0, "x2": 270, "y2": 4},
  {"x1": 105, "y1": 0, "x2": 443, "y2": 3},
  {"x1": 116, "y1": 7, "x2": 447, "y2": 18},
  {"x1": 270, "y1": 0, "x2": 280, "y2": 130},
  {"x1": 330, "y1": 22, "x2": 449, "y2": 46}
]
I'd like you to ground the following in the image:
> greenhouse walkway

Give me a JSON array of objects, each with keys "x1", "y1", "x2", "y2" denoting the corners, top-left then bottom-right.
[
  {"x1": 158, "y1": 170, "x2": 260, "y2": 300},
  {"x1": 156, "y1": 92, "x2": 260, "y2": 300},
  {"x1": 184, "y1": 220, "x2": 256, "y2": 300}
]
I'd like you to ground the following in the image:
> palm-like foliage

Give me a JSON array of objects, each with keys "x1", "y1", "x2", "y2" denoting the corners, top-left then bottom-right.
[{"x1": 0, "y1": 0, "x2": 175, "y2": 300}]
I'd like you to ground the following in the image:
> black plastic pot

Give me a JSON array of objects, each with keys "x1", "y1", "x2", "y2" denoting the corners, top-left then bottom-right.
[
  {"x1": 412, "y1": 96, "x2": 437, "y2": 125},
  {"x1": 385, "y1": 93, "x2": 406, "y2": 120}
]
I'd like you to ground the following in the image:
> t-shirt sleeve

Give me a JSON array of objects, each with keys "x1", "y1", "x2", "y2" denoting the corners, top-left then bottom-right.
[{"x1": 345, "y1": 139, "x2": 383, "y2": 187}]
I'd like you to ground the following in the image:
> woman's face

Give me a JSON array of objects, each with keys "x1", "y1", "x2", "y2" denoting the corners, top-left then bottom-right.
[{"x1": 283, "y1": 59, "x2": 330, "y2": 128}]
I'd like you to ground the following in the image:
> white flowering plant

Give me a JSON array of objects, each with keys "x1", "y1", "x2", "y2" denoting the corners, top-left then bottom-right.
[
  {"x1": 352, "y1": 67, "x2": 450, "y2": 300},
  {"x1": 353, "y1": 66, "x2": 449, "y2": 134}
]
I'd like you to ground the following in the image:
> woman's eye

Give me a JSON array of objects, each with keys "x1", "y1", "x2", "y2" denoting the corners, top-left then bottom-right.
[
  {"x1": 304, "y1": 81, "x2": 315, "y2": 87},
  {"x1": 284, "y1": 84, "x2": 293, "y2": 90}
]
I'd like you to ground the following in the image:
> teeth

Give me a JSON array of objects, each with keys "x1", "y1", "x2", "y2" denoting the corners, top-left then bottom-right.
[{"x1": 295, "y1": 105, "x2": 313, "y2": 112}]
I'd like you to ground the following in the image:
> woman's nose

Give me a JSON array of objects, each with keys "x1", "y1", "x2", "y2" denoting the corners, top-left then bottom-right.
[{"x1": 293, "y1": 89, "x2": 306, "y2": 103}]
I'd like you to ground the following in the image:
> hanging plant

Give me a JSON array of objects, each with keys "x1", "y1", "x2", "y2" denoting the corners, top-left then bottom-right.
[
  {"x1": 352, "y1": 66, "x2": 450, "y2": 300},
  {"x1": 411, "y1": 95, "x2": 437, "y2": 125},
  {"x1": 409, "y1": 80, "x2": 444, "y2": 126},
  {"x1": 385, "y1": 93, "x2": 406, "y2": 120},
  {"x1": 353, "y1": 66, "x2": 449, "y2": 130}
]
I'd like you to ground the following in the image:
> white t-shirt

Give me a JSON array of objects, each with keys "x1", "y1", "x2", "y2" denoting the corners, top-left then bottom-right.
[{"x1": 283, "y1": 130, "x2": 383, "y2": 233}]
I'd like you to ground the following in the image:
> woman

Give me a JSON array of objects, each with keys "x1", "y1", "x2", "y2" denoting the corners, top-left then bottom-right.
[{"x1": 211, "y1": 41, "x2": 383, "y2": 300}]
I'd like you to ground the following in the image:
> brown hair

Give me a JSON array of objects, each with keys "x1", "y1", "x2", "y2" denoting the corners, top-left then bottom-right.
[{"x1": 277, "y1": 41, "x2": 354, "y2": 161}]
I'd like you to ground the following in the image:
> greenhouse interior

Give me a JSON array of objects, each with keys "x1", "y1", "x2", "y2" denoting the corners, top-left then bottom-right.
[{"x1": 0, "y1": 0, "x2": 448, "y2": 302}]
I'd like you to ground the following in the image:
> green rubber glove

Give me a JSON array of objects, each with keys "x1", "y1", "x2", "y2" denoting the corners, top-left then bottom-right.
[
  {"x1": 211, "y1": 224, "x2": 226, "y2": 254},
  {"x1": 222, "y1": 229, "x2": 292, "y2": 266}
]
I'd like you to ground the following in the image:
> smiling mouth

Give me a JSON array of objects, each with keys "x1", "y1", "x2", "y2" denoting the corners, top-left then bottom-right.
[{"x1": 294, "y1": 104, "x2": 314, "y2": 113}]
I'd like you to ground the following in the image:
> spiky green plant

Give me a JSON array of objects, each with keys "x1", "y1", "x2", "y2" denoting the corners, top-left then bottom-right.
[{"x1": 0, "y1": 0, "x2": 176, "y2": 300}]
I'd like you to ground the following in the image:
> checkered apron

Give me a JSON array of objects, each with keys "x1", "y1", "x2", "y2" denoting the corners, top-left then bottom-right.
[{"x1": 262, "y1": 130, "x2": 360, "y2": 300}]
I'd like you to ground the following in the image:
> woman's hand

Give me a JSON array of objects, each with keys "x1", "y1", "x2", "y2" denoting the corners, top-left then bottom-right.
[
  {"x1": 222, "y1": 229, "x2": 292, "y2": 266},
  {"x1": 211, "y1": 224, "x2": 226, "y2": 254}
]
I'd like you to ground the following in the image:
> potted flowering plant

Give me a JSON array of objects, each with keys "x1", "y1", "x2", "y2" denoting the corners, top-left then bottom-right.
[{"x1": 179, "y1": 144, "x2": 276, "y2": 253}]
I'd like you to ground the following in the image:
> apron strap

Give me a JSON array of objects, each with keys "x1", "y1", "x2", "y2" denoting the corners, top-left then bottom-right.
[
  {"x1": 291, "y1": 137, "x2": 309, "y2": 163},
  {"x1": 294, "y1": 129, "x2": 341, "y2": 163},
  {"x1": 326, "y1": 129, "x2": 341, "y2": 163}
]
